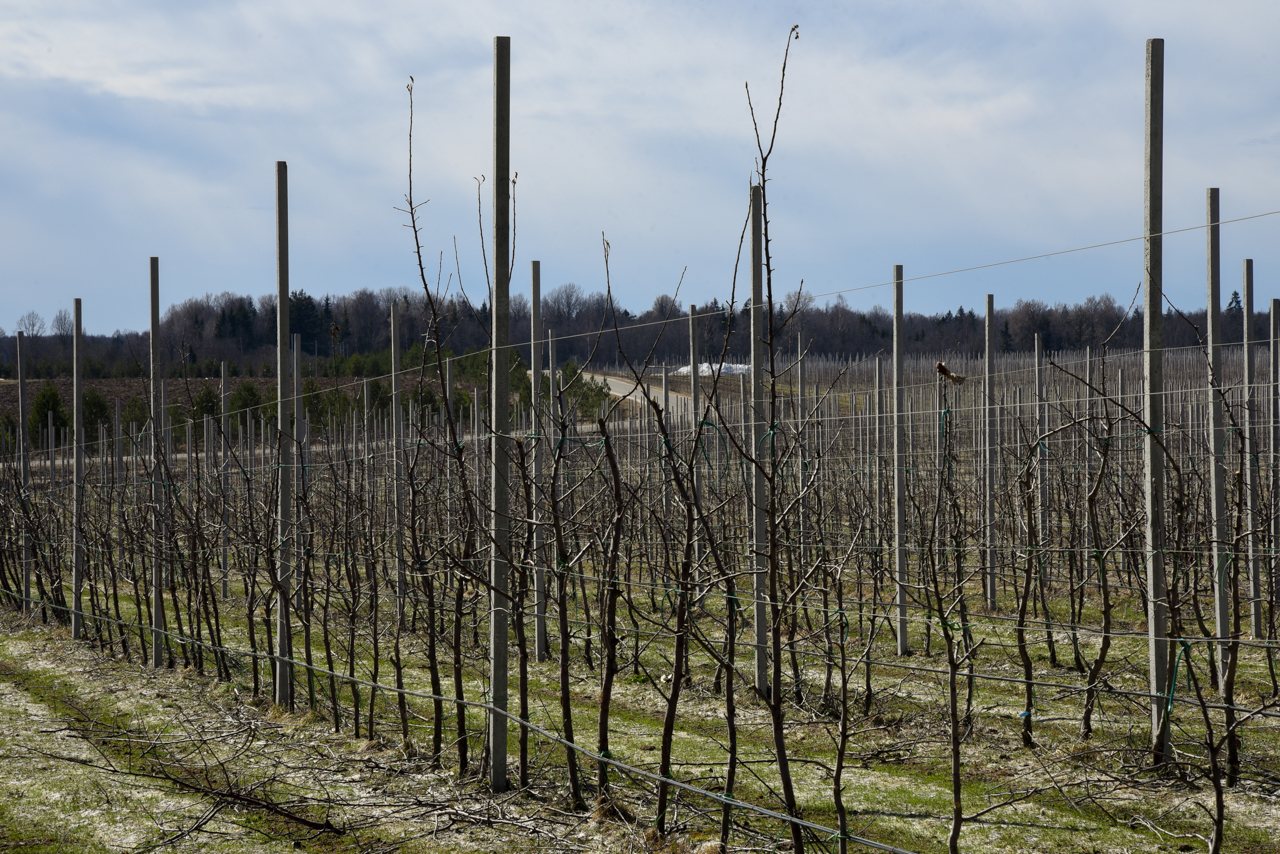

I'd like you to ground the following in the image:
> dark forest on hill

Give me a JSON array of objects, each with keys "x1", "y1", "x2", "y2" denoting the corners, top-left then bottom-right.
[{"x1": 0, "y1": 283, "x2": 1262, "y2": 384}]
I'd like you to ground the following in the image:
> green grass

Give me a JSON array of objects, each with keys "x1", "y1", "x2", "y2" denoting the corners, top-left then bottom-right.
[
  {"x1": 6, "y1": 570, "x2": 1280, "y2": 853},
  {"x1": 0, "y1": 799, "x2": 113, "y2": 854}
]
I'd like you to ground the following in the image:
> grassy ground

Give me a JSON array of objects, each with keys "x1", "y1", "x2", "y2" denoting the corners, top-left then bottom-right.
[{"x1": 2, "y1": 579, "x2": 1280, "y2": 853}]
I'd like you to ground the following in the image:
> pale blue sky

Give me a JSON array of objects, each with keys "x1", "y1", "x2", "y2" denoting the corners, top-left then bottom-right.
[{"x1": 2, "y1": 1, "x2": 1278, "y2": 335}]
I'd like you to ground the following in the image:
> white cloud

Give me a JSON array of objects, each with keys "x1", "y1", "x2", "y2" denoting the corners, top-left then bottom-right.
[{"x1": 0, "y1": 0, "x2": 1278, "y2": 332}]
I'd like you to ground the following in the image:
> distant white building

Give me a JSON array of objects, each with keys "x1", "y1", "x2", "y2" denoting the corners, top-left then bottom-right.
[{"x1": 672, "y1": 363, "x2": 750, "y2": 376}]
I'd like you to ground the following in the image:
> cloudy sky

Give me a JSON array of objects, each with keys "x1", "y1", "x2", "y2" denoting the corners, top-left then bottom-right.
[{"x1": 2, "y1": 1, "x2": 1278, "y2": 336}]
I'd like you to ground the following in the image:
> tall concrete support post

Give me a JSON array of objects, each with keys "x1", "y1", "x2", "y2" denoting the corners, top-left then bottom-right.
[
  {"x1": 531, "y1": 261, "x2": 548, "y2": 662},
  {"x1": 1243, "y1": 260, "x2": 1263, "y2": 639},
  {"x1": 749, "y1": 184, "x2": 770, "y2": 697},
  {"x1": 221, "y1": 361, "x2": 230, "y2": 599},
  {"x1": 114, "y1": 398, "x2": 122, "y2": 598},
  {"x1": 1142, "y1": 37, "x2": 1170, "y2": 764},
  {"x1": 274, "y1": 161, "x2": 294, "y2": 710},
  {"x1": 797, "y1": 350, "x2": 807, "y2": 571},
  {"x1": 549, "y1": 334, "x2": 559, "y2": 419},
  {"x1": 489, "y1": 34, "x2": 512, "y2": 794},
  {"x1": 16, "y1": 332, "x2": 32, "y2": 612},
  {"x1": 292, "y1": 333, "x2": 303, "y2": 614},
  {"x1": 893, "y1": 265, "x2": 908, "y2": 655},
  {"x1": 362, "y1": 378, "x2": 372, "y2": 530},
  {"x1": 662, "y1": 366, "x2": 671, "y2": 517},
  {"x1": 1271, "y1": 299, "x2": 1280, "y2": 645},
  {"x1": 690, "y1": 304, "x2": 702, "y2": 426},
  {"x1": 1084, "y1": 347, "x2": 1095, "y2": 581},
  {"x1": 874, "y1": 357, "x2": 883, "y2": 542},
  {"x1": 984, "y1": 293, "x2": 996, "y2": 609},
  {"x1": 48, "y1": 409, "x2": 54, "y2": 494},
  {"x1": 689, "y1": 303, "x2": 702, "y2": 589},
  {"x1": 1206, "y1": 189, "x2": 1230, "y2": 677},
  {"x1": 149, "y1": 258, "x2": 165, "y2": 668},
  {"x1": 391, "y1": 305, "x2": 406, "y2": 627},
  {"x1": 72, "y1": 299, "x2": 84, "y2": 639},
  {"x1": 1035, "y1": 334, "x2": 1048, "y2": 553},
  {"x1": 293, "y1": 332, "x2": 302, "y2": 479}
]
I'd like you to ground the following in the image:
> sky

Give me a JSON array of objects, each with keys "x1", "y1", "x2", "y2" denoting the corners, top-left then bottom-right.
[{"x1": 2, "y1": 1, "x2": 1279, "y2": 337}]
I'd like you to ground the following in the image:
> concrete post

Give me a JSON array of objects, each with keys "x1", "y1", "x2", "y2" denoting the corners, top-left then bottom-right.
[
  {"x1": 16, "y1": 332, "x2": 31, "y2": 612},
  {"x1": 1206, "y1": 189, "x2": 1230, "y2": 677},
  {"x1": 1036, "y1": 333, "x2": 1048, "y2": 560},
  {"x1": 750, "y1": 185, "x2": 769, "y2": 697},
  {"x1": 489, "y1": 34, "x2": 512, "y2": 793},
  {"x1": 797, "y1": 349, "x2": 807, "y2": 572},
  {"x1": 531, "y1": 261, "x2": 548, "y2": 661},
  {"x1": 221, "y1": 361, "x2": 230, "y2": 599},
  {"x1": 690, "y1": 305, "x2": 700, "y2": 422},
  {"x1": 115, "y1": 397, "x2": 123, "y2": 607},
  {"x1": 662, "y1": 365, "x2": 671, "y2": 518},
  {"x1": 149, "y1": 259, "x2": 165, "y2": 667},
  {"x1": 363, "y1": 378, "x2": 372, "y2": 529},
  {"x1": 1084, "y1": 346, "x2": 1094, "y2": 581},
  {"x1": 1143, "y1": 37, "x2": 1169, "y2": 763},
  {"x1": 875, "y1": 356, "x2": 883, "y2": 549},
  {"x1": 1244, "y1": 260, "x2": 1263, "y2": 638},
  {"x1": 47, "y1": 410, "x2": 54, "y2": 495},
  {"x1": 893, "y1": 265, "x2": 908, "y2": 655},
  {"x1": 275, "y1": 160, "x2": 294, "y2": 710},
  {"x1": 294, "y1": 333, "x2": 304, "y2": 614},
  {"x1": 72, "y1": 299, "x2": 84, "y2": 639},
  {"x1": 391, "y1": 304, "x2": 406, "y2": 629},
  {"x1": 1271, "y1": 299, "x2": 1280, "y2": 648},
  {"x1": 984, "y1": 294, "x2": 996, "y2": 608},
  {"x1": 689, "y1": 303, "x2": 702, "y2": 591}
]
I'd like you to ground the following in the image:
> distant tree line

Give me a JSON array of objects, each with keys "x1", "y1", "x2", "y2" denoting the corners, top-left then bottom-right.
[{"x1": 0, "y1": 283, "x2": 1265, "y2": 383}]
